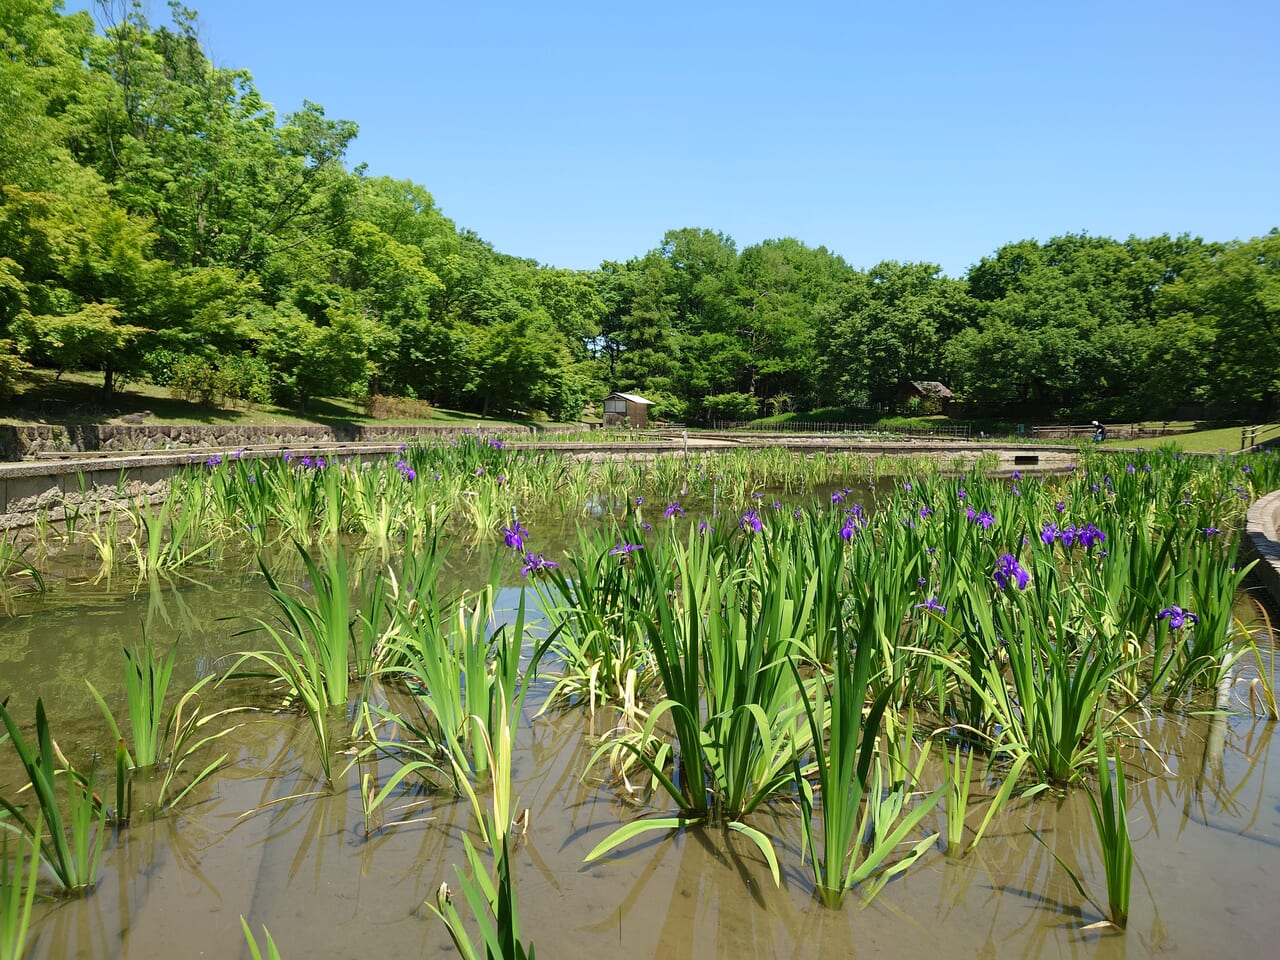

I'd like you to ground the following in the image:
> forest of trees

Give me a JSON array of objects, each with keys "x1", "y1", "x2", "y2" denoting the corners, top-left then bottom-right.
[{"x1": 2, "y1": 1, "x2": 1277, "y2": 423}]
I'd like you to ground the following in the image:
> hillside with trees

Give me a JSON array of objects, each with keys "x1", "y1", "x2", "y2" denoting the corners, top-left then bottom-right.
[{"x1": 2, "y1": 2, "x2": 1276, "y2": 423}]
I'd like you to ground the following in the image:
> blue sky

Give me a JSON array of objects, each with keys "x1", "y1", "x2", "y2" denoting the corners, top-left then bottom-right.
[{"x1": 68, "y1": 0, "x2": 1279, "y2": 276}]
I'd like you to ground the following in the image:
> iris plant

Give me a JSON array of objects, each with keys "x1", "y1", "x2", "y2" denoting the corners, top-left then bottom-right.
[
  {"x1": 993, "y1": 554, "x2": 1030, "y2": 591},
  {"x1": 1156, "y1": 605, "x2": 1199, "y2": 629},
  {"x1": 503, "y1": 521, "x2": 530, "y2": 551}
]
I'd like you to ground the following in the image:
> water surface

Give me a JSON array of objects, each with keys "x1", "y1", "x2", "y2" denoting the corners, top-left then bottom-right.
[{"x1": 2, "y1": 561, "x2": 1277, "y2": 959}]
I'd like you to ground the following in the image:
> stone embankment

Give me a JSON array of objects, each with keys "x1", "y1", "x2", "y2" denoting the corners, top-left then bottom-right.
[
  {"x1": 0, "y1": 422, "x2": 556, "y2": 460},
  {"x1": 0, "y1": 446, "x2": 404, "y2": 532},
  {"x1": 0, "y1": 425, "x2": 1078, "y2": 532},
  {"x1": 1244, "y1": 487, "x2": 1280, "y2": 608}
]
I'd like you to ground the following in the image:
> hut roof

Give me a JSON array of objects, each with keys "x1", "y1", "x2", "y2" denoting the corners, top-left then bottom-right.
[
  {"x1": 605, "y1": 392, "x2": 655, "y2": 405},
  {"x1": 906, "y1": 381, "x2": 954, "y2": 398}
]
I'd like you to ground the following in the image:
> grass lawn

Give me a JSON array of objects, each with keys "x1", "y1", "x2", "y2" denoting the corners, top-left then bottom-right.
[
  {"x1": 1101, "y1": 422, "x2": 1280, "y2": 454},
  {"x1": 2, "y1": 370, "x2": 531, "y2": 429}
]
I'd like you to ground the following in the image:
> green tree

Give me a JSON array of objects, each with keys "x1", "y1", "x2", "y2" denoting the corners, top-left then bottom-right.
[
  {"x1": 729, "y1": 238, "x2": 848, "y2": 406},
  {"x1": 1160, "y1": 231, "x2": 1280, "y2": 417},
  {"x1": 254, "y1": 302, "x2": 375, "y2": 409},
  {"x1": 818, "y1": 261, "x2": 972, "y2": 410}
]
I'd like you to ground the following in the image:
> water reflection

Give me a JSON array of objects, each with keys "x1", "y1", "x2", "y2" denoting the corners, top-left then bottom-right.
[{"x1": 4, "y1": 564, "x2": 1280, "y2": 959}]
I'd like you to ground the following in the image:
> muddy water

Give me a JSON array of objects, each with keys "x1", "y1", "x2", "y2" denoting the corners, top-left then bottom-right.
[{"x1": 2, "y1": 569, "x2": 1278, "y2": 959}]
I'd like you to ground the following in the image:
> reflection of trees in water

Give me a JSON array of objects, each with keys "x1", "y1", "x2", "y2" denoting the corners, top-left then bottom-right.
[{"x1": 0, "y1": 570, "x2": 278, "y2": 783}]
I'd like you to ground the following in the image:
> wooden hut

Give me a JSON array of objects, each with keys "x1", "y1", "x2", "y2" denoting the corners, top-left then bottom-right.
[
  {"x1": 603, "y1": 392, "x2": 654, "y2": 428},
  {"x1": 895, "y1": 380, "x2": 955, "y2": 413}
]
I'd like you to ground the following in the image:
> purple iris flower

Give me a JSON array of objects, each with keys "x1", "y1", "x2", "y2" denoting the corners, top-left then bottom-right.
[
  {"x1": 664, "y1": 502, "x2": 685, "y2": 519},
  {"x1": 839, "y1": 515, "x2": 859, "y2": 541},
  {"x1": 971, "y1": 509, "x2": 995, "y2": 530},
  {"x1": 1157, "y1": 605, "x2": 1199, "y2": 629},
  {"x1": 916, "y1": 597, "x2": 947, "y2": 615},
  {"x1": 698, "y1": 520, "x2": 714, "y2": 536},
  {"x1": 740, "y1": 510, "x2": 763, "y2": 533},
  {"x1": 502, "y1": 521, "x2": 530, "y2": 551},
  {"x1": 520, "y1": 552, "x2": 558, "y2": 578},
  {"x1": 609, "y1": 542, "x2": 645, "y2": 558},
  {"x1": 395, "y1": 459, "x2": 416, "y2": 481},
  {"x1": 993, "y1": 554, "x2": 1030, "y2": 591},
  {"x1": 1076, "y1": 523, "x2": 1106, "y2": 549},
  {"x1": 1040, "y1": 522, "x2": 1059, "y2": 545}
]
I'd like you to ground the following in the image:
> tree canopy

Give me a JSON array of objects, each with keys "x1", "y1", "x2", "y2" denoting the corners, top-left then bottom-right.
[{"x1": 2, "y1": 2, "x2": 1275, "y2": 422}]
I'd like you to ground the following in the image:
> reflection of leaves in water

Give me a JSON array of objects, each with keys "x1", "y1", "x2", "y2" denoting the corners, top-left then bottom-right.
[{"x1": 1, "y1": 570, "x2": 281, "y2": 728}]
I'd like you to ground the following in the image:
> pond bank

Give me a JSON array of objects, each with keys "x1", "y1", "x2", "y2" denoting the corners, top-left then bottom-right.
[
  {"x1": 0, "y1": 421, "x2": 571, "y2": 459},
  {"x1": 0, "y1": 437, "x2": 1075, "y2": 532},
  {"x1": 1245, "y1": 486, "x2": 1280, "y2": 606}
]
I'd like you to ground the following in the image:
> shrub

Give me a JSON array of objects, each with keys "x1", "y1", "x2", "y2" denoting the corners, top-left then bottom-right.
[
  {"x1": 168, "y1": 355, "x2": 217, "y2": 404},
  {"x1": 0, "y1": 340, "x2": 30, "y2": 400},
  {"x1": 142, "y1": 347, "x2": 183, "y2": 386},
  {"x1": 167, "y1": 353, "x2": 273, "y2": 407},
  {"x1": 215, "y1": 355, "x2": 273, "y2": 406},
  {"x1": 645, "y1": 390, "x2": 688, "y2": 424},
  {"x1": 703, "y1": 391, "x2": 759, "y2": 423},
  {"x1": 363, "y1": 394, "x2": 435, "y2": 420}
]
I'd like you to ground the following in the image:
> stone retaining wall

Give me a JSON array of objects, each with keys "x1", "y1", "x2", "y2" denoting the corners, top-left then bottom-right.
[
  {"x1": 0, "y1": 422, "x2": 577, "y2": 459},
  {"x1": 0, "y1": 446, "x2": 406, "y2": 531},
  {"x1": 0, "y1": 458, "x2": 175, "y2": 532},
  {"x1": 1243, "y1": 488, "x2": 1280, "y2": 608}
]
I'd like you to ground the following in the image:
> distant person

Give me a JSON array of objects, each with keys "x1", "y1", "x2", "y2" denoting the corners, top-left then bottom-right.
[{"x1": 1092, "y1": 420, "x2": 1106, "y2": 443}]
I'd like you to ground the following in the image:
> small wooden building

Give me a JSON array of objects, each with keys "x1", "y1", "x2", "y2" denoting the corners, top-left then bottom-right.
[
  {"x1": 603, "y1": 391, "x2": 654, "y2": 428},
  {"x1": 896, "y1": 380, "x2": 955, "y2": 412},
  {"x1": 897, "y1": 380, "x2": 954, "y2": 403}
]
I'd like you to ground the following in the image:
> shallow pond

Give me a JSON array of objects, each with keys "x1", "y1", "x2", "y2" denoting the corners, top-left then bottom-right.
[{"x1": 2, "y1": 552, "x2": 1278, "y2": 959}]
